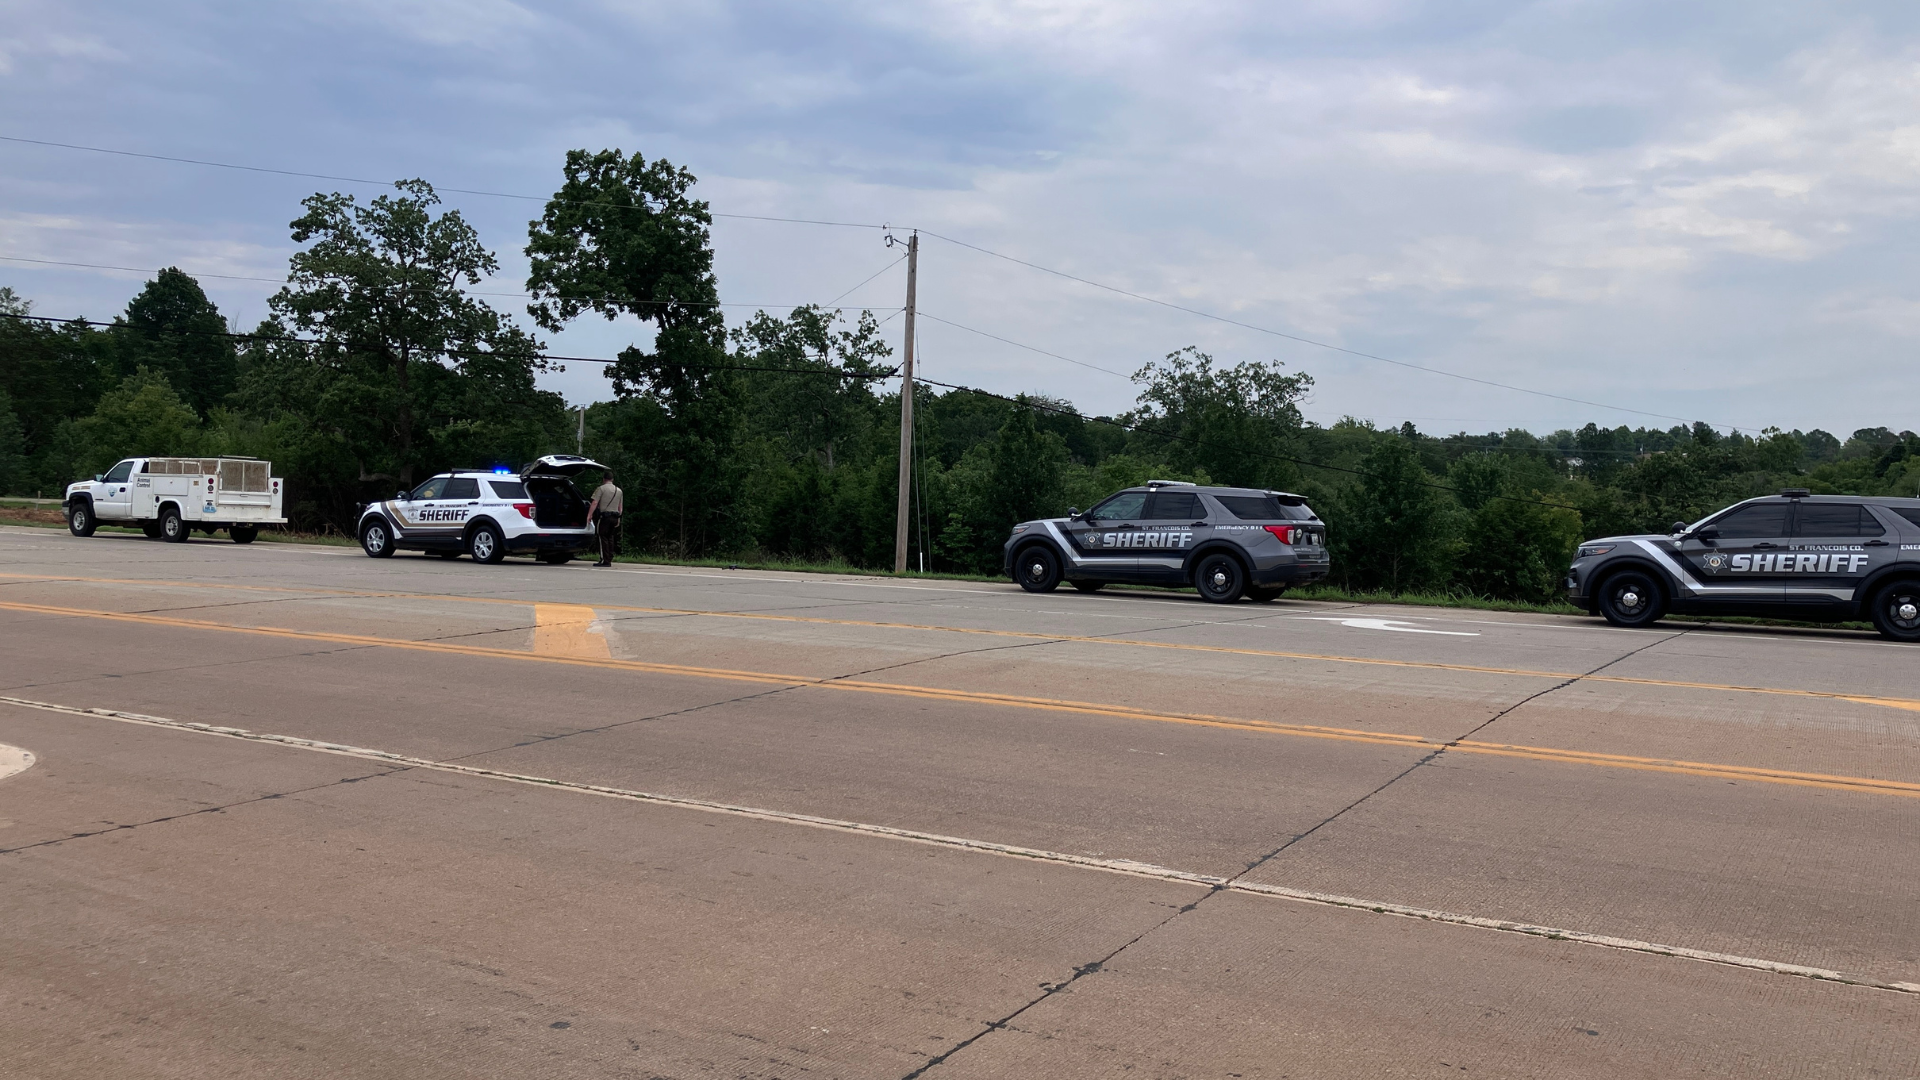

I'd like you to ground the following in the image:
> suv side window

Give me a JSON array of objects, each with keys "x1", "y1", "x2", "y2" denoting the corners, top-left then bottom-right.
[
  {"x1": 1089, "y1": 492, "x2": 1147, "y2": 521},
  {"x1": 1708, "y1": 503, "x2": 1789, "y2": 538},
  {"x1": 408, "y1": 476, "x2": 451, "y2": 501},
  {"x1": 1215, "y1": 494, "x2": 1284, "y2": 520},
  {"x1": 103, "y1": 460, "x2": 134, "y2": 484},
  {"x1": 1795, "y1": 503, "x2": 1884, "y2": 538},
  {"x1": 1892, "y1": 507, "x2": 1920, "y2": 529},
  {"x1": 1145, "y1": 492, "x2": 1202, "y2": 520},
  {"x1": 443, "y1": 477, "x2": 480, "y2": 500}
]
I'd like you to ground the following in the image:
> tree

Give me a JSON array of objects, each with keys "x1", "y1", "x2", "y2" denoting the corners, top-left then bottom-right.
[
  {"x1": 113, "y1": 269, "x2": 238, "y2": 417},
  {"x1": 72, "y1": 369, "x2": 204, "y2": 472},
  {"x1": 270, "y1": 179, "x2": 534, "y2": 487},
  {"x1": 1330, "y1": 436, "x2": 1457, "y2": 594},
  {"x1": 0, "y1": 388, "x2": 27, "y2": 496},
  {"x1": 526, "y1": 149, "x2": 738, "y2": 553},
  {"x1": 1127, "y1": 347, "x2": 1311, "y2": 489}
]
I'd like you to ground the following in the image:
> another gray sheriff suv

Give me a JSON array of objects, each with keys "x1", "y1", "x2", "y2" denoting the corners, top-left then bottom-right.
[
  {"x1": 1002, "y1": 481, "x2": 1330, "y2": 603},
  {"x1": 1567, "y1": 490, "x2": 1920, "y2": 641}
]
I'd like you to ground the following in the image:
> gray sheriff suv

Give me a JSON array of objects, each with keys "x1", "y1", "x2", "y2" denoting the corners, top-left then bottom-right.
[
  {"x1": 356, "y1": 455, "x2": 606, "y2": 564},
  {"x1": 1002, "y1": 481, "x2": 1330, "y2": 603},
  {"x1": 1567, "y1": 490, "x2": 1920, "y2": 641}
]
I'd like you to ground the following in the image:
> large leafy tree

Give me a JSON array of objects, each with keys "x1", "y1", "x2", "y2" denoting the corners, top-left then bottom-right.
[
  {"x1": 1127, "y1": 347, "x2": 1312, "y2": 489},
  {"x1": 112, "y1": 268, "x2": 237, "y2": 417},
  {"x1": 525, "y1": 149, "x2": 737, "y2": 553},
  {"x1": 267, "y1": 179, "x2": 542, "y2": 487}
]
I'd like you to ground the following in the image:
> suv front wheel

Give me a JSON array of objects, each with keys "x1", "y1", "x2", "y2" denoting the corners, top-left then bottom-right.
[
  {"x1": 1597, "y1": 568, "x2": 1665, "y2": 628},
  {"x1": 1869, "y1": 580, "x2": 1920, "y2": 642},
  {"x1": 1015, "y1": 545, "x2": 1061, "y2": 593}
]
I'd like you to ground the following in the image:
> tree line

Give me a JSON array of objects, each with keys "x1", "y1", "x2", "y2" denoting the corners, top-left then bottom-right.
[{"x1": 4, "y1": 150, "x2": 1917, "y2": 603}]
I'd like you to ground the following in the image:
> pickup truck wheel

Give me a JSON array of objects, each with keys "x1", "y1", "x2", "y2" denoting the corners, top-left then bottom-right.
[
  {"x1": 229, "y1": 526, "x2": 258, "y2": 544},
  {"x1": 141, "y1": 521, "x2": 163, "y2": 539},
  {"x1": 1193, "y1": 553, "x2": 1247, "y2": 603},
  {"x1": 67, "y1": 502, "x2": 97, "y2": 537},
  {"x1": 468, "y1": 522, "x2": 506, "y2": 564},
  {"x1": 1596, "y1": 568, "x2": 1665, "y2": 627},
  {"x1": 1869, "y1": 580, "x2": 1920, "y2": 642},
  {"x1": 1015, "y1": 545, "x2": 1062, "y2": 593},
  {"x1": 359, "y1": 518, "x2": 396, "y2": 558},
  {"x1": 159, "y1": 506, "x2": 189, "y2": 543}
]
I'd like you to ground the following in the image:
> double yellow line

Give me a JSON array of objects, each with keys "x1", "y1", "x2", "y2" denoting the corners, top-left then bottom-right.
[{"x1": 3, "y1": 597, "x2": 1918, "y2": 801}]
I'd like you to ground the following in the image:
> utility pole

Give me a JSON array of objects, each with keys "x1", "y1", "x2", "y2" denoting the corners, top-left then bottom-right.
[
  {"x1": 576, "y1": 407, "x2": 586, "y2": 454},
  {"x1": 892, "y1": 230, "x2": 919, "y2": 574}
]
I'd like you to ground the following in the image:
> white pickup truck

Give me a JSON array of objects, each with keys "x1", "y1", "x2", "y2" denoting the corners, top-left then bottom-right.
[{"x1": 64, "y1": 457, "x2": 287, "y2": 543}]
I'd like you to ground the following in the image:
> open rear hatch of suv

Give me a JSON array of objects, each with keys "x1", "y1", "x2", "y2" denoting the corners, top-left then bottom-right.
[{"x1": 520, "y1": 455, "x2": 607, "y2": 529}]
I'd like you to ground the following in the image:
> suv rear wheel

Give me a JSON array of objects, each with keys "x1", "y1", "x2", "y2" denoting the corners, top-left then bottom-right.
[
  {"x1": 1016, "y1": 545, "x2": 1062, "y2": 593},
  {"x1": 1869, "y1": 580, "x2": 1920, "y2": 642},
  {"x1": 468, "y1": 522, "x2": 506, "y2": 564},
  {"x1": 1597, "y1": 568, "x2": 1665, "y2": 628},
  {"x1": 1193, "y1": 552, "x2": 1247, "y2": 604}
]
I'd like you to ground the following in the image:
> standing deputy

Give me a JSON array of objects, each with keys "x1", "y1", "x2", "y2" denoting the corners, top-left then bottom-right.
[{"x1": 585, "y1": 470, "x2": 623, "y2": 567}]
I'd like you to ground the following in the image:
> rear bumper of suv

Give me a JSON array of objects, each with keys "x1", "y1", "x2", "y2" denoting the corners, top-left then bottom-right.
[
  {"x1": 1251, "y1": 558, "x2": 1330, "y2": 586},
  {"x1": 504, "y1": 530, "x2": 596, "y2": 554}
]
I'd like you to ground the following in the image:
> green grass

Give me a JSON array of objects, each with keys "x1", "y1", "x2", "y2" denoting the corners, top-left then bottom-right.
[{"x1": 605, "y1": 551, "x2": 1004, "y2": 582}]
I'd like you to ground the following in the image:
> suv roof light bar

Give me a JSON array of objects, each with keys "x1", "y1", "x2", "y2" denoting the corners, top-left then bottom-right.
[{"x1": 1144, "y1": 479, "x2": 1196, "y2": 488}]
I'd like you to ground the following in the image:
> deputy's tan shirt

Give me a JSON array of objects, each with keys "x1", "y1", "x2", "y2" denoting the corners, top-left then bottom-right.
[{"x1": 590, "y1": 481, "x2": 623, "y2": 515}]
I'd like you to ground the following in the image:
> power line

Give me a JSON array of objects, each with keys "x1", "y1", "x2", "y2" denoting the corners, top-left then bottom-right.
[
  {"x1": 0, "y1": 311, "x2": 897, "y2": 380},
  {"x1": 917, "y1": 229, "x2": 1764, "y2": 435},
  {"x1": 0, "y1": 254, "x2": 900, "y2": 313},
  {"x1": 916, "y1": 310, "x2": 1133, "y2": 380},
  {"x1": 0, "y1": 135, "x2": 887, "y2": 230}
]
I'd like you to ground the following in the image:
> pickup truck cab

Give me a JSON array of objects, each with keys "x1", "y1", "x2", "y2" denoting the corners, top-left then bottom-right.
[{"x1": 65, "y1": 457, "x2": 286, "y2": 543}]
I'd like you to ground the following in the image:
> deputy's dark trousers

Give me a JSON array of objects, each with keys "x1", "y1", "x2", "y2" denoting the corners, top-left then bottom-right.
[{"x1": 595, "y1": 512, "x2": 621, "y2": 565}]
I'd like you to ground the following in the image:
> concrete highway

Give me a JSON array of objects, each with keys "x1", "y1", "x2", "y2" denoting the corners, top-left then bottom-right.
[{"x1": 1, "y1": 524, "x2": 1916, "y2": 1078}]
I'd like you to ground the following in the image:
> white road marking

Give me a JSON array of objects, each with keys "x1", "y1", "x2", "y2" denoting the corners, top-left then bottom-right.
[
  {"x1": 0, "y1": 743, "x2": 35, "y2": 782},
  {"x1": 1302, "y1": 617, "x2": 1479, "y2": 636},
  {"x1": 1, "y1": 693, "x2": 1911, "y2": 997}
]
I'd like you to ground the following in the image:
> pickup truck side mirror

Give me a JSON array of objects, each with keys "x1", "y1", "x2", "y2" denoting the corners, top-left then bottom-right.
[{"x1": 94, "y1": 474, "x2": 104, "y2": 483}]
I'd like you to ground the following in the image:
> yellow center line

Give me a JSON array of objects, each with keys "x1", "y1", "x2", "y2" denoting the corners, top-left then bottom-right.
[
  {"x1": 3, "y1": 597, "x2": 1918, "y2": 800},
  {"x1": 6, "y1": 572, "x2": 1919, "y2": 714}
]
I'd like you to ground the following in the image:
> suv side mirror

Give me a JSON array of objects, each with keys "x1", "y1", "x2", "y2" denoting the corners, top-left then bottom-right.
[{"x1": 1695, "y1": 526, "x2": 1719, "y2": 541}]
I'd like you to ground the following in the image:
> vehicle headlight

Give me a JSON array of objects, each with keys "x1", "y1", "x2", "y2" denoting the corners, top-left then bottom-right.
[
  {"x1": 1010, "y1": 524, "x2": 1030, "y2": 534},
  {"x1": 1577, "y1": 544, "x2": 1614, "y2": 559}
]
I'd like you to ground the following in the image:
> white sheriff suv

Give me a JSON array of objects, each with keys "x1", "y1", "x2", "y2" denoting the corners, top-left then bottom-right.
[{"x1": 356, "y1": 455, "x2": 606, "y2": 564}]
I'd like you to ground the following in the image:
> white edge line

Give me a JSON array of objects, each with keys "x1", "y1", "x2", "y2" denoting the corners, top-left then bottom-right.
[{"x1": 2, "y1": 692, "x2": 1914, "y2": 997}]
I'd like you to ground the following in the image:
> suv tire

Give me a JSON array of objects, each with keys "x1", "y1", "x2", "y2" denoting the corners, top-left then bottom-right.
[
  {"x1": 1015, "y1": 544, "x2": 1062, "y2": 593},
  {"x1": 159, "y1": 506, "x2": 189, "y2": 543},
  {"x1": 469, "y1": 522, "x2": 506, "y2": 564},
  {"x1": 360, "y1": 517, "x2": 396, "y2": 558},
  {"x1": 1868, "y1": 580, "x2": 1920, "y2": 642},
  {"x1": 1194, "y1": 552, "x2": 1247, "y2": 604},
  {"x1": 1597, "y1": 568, "x2": 1665, "y2": 627},
  {"x1": 67, "y1": 502, "x2": 96, "y2": 537}
]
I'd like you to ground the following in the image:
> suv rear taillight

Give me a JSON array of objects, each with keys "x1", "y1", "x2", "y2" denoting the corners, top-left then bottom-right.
[
  {"x1": 1264, "y1": 525, "x2": 1299, "y2": 544},
  {"x1": 512, "y1": 503, "x2": 536, "y2": 519}
]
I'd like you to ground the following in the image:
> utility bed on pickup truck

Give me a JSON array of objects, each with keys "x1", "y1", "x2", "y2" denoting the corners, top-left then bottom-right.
[{"x1": 64, "y1": 456, "x2": 287, "y2": 543}]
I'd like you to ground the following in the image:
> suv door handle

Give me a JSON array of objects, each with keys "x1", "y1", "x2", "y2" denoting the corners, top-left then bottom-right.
[
  {"x1": 1752, "y1": 542, "x2": 1777, "y2": 549},
  {"x1": 1865, "y1": 539, "x2": 1890, "y2": 547}
]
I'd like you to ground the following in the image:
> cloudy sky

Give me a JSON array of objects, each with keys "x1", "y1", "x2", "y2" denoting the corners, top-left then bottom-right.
[{"x1": 5, "y1": 1, "x2": 1920, "y2": 438}]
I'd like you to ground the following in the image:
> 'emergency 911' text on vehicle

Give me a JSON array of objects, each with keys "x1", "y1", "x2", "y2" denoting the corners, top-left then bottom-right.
[
  {"x1": 1567, "y1": 490, "x2": 1920, "y2": 641},
  {"x1": 1003, "y1": 481, "x2": 1330, "y2": 603}
]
